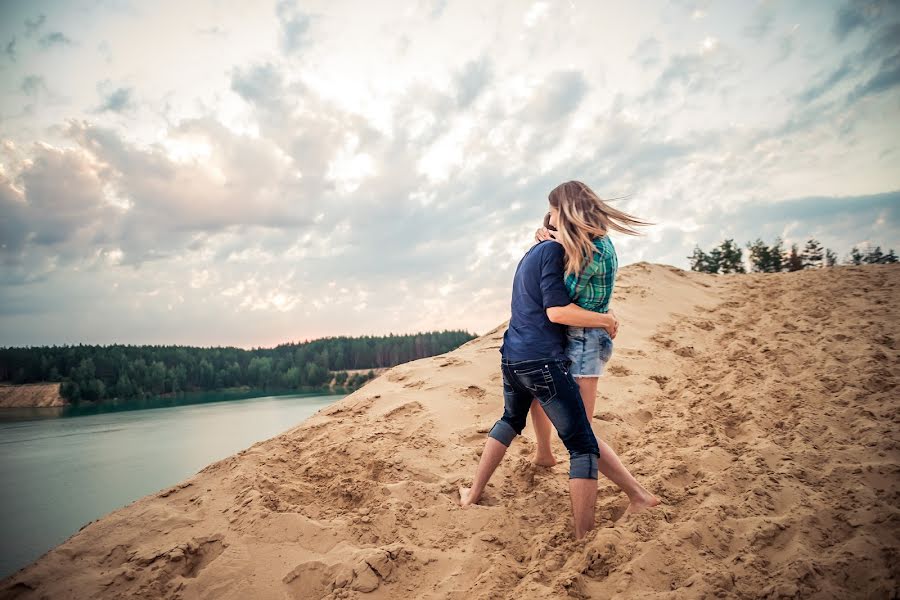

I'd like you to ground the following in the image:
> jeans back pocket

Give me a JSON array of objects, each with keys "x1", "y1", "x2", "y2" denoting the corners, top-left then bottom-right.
[{"x1": 513, "y1": 365, "x2": 558, "y2": 405}]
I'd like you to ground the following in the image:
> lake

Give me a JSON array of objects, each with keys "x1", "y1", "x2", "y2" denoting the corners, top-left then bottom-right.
[{"x1": 0, "y1": 391, "x2": 343, "y2": 579}]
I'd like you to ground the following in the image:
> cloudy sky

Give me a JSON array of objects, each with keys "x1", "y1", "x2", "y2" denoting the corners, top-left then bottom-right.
[{"x1": 1, "y1": 0, "x2": 898, "y2": 348}]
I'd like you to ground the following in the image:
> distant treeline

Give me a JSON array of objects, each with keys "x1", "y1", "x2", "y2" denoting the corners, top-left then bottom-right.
[
  {"x1": 689, "y1": 238, "x2": 897, "y2": 274},
  {"x1": 0, "y1": 330, "x2": 476, "y2": 404}
]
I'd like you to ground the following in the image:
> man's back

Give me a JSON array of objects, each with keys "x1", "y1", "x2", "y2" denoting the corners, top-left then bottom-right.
[{"x1": 499, "y1": 240, "x2": 572, "y2": 362}]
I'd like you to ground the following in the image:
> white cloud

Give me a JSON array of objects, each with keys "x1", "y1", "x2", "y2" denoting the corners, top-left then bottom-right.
[{"x1": 0, "y1": 0, "x2": 898, "y2": 347}]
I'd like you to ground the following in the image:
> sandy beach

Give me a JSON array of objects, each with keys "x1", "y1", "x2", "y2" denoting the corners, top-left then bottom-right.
[{"x1": 1, "y1": 262, "x2": 897, "y2": 599}]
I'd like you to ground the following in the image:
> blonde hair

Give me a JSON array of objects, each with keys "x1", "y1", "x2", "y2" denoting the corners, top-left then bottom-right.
[{"x1": 548, "y1": 180, "x2": 653, "y2": 277}]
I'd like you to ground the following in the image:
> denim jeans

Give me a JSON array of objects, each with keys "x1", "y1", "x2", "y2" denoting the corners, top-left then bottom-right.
[{"x1": 488, "y1": 357, "x2": 600, "y2": 479}]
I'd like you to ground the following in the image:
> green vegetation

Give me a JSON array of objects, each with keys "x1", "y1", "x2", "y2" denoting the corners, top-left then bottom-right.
[
  {"x1": 689, "y1": 238, "x2": 896, "y2": 274},
  {"x1": 0, "y1": 330, "x2": 476, "y2": 404}
]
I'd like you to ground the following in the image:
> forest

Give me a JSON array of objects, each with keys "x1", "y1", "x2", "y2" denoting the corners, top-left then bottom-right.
[
  {"x1": 0, "y1": 330, "x2": 476, "y2": 403},
  {"x1": 688, "y1": 238, "x2": 896, "y2": 274}
]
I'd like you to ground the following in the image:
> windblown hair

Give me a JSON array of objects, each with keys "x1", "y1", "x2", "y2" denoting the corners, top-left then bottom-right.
[{"x1": 548, "y1": 180, "x2": 653, "y2": 277}]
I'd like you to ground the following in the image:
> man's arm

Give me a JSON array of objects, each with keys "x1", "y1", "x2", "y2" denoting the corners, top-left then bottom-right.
[{"x1": 546, "y1": 304, "x2": 617, "y2": 336}]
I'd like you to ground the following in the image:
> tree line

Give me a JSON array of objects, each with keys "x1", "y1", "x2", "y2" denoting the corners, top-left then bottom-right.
[
  {"x1": 689, "y1": 238, "x2": 897, "y2": 274},
  {"x1": 0, "y1": 330, "x2": 476, "y2": 404}
]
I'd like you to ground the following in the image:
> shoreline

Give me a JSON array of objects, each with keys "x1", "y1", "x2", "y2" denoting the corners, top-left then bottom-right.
[{"x1": 0, "y1": 376, "x2": 388, "y2": 411}]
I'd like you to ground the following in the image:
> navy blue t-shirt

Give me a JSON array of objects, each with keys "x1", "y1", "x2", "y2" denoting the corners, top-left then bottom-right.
[{"x1": 499, "y1": 240, "x2": 573, "y2": 361}]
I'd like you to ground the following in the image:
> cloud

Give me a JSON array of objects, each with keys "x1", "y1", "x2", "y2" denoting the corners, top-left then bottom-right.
[
  {"x1": 0, "y1": 175, "x2": 30, "y2": 261},
  {"x1": 20, "y1": 75, "x2": 48, "y2": 97},
  {"x1": 832, "y1": 0, "x2": 900, "y2": 41},
  {"x1": 4, "y1": 38, "x2": 16, "y2": 62},
  {"x1": 455, "y1": 57, "x2": 492, "y2": 109},
  {"x1": 523, "y1": 70, "x2": 588, "y2": 122},
  {"x1": 523, "y1": 2, "x2": 550, "y2": 28},
  {"x1": 642, "y1": 44, "x2": 742, "y2": 104},
  {"x1": 848, "y1": 53, "x2": 900, "y2": 102},
  {"x1": 743, "y1": 7, "x2": 775, "y2": 39},
  {"x1": 796, "y1": 18, "x2": 899, "y2": 107},
  {"x1": 770, "y1": 30, "x2": 796, "y2": 65},
  {"x1": 631, "y1": 37, "x2": 662, "y2": 70},
  {"x1": 24, "y1": 14, "x2": 46, "y2": 37},
  {"x1": 230, "y1": 62, "x2": 286, "y2": 106},
  {"x1": 275, "y1": 0, "x2": 312, "y2": 54},
  {"x1": 95, "y1": 85, "x2": 135, "y2": 113},
  {"x1": 847, "y1": 22, "x2": 900, "y2": 102},
  {"x1": 38, "y1": 31, "x2": 74, "y2": 48},
  {"x1": 428, "y1": 0, "x2": 448, "y2": 19},
  {"x1": 796, "y1": 59, "x2": 855, "y2": 104},
  {"x1": 832, "y1": 2, "x2": 870, "y2": 41},
  {"x1": 1, "y1": 2, "x2": 899, "y2": 346}
]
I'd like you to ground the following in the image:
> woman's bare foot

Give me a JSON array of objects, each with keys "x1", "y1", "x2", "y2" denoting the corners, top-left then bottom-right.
[
  {"x1": 532, "y1": 452, "x2": 557, "y2": 467},
  {"x1": 622, "y1": 491, "x2": 661, "y2": 518},
  {"x1": 459, "y1": 486, "x2": 478, "y2": 507}
]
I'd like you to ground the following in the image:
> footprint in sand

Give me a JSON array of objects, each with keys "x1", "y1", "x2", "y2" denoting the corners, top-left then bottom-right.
[
  {"x1": 436, "y1": 356, "x2": 466, "y2": 368},
  {"x1": 649, "y1": 375, "x2": 669, "y2": 389},
  {"x1": 607, "y1": 364, "x2": 632, "y2": 377},
  {"x1": 382, "y1": 401, "x2": 424, "y2": 419},
  {"x1": 631, "y1": 409, "x2": 653, "y2": 424},
  {"x1": 282, "y1": 548, "x2": 403, "y2": 596},
  {"x1": 458, "y1": 385, "x2": 486, "y2": 400}
]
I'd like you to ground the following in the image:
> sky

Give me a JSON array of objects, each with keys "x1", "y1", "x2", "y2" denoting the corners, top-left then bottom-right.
[{"x1": 0, "y1": 0, "x2": 898, "y2": 348}]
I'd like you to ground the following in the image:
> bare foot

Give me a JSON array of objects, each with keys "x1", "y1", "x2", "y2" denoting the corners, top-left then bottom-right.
[
  {"x1": 532, "y1": 453, "x2": 557, "y2": 467},
  {"x1": 459, "y1": 486, "x2": 477, "y2": 507},
  {"x1": 622, "y1": 491, "x2": 661, "y2": 518}
]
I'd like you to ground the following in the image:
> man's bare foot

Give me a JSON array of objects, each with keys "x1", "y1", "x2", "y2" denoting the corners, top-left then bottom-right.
[
  {"x1": 622, "y1": 491, "x2": 661, "y2": 518},
  {"x1": 532, "y1": 453, "x2": 557, "y2": 467},
  {"x1": 459, "y1": 486, "x2": 478, "y2": 507}
]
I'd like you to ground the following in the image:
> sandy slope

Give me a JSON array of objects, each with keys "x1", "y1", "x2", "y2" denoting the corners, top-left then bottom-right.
[
  {"x1": 2, "y1": 263, "x2": 897, "y2": 600},
  {"x1": 0, "y1": 383, "x2": 65, "y2": 408}
]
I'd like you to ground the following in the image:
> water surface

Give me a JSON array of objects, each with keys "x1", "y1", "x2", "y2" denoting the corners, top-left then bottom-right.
[{"x1": 0, "y1": 391, "x2": 343, "y2": 579}]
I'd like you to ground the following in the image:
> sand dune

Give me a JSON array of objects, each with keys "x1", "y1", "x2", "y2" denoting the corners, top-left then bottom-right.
[
  {"x1": 0, "y1": 383, "x2": 65, "y2": 408},
  {"x1": 2, "y1": 262, "x2": 898, "y2": 599}
]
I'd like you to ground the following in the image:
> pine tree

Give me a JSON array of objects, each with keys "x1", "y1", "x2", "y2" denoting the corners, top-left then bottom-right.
[
  {"x1": 746, "y1": 239, "x2": 770, "y2": 272},
  {"x1": 717, "y1": 239, "x2": 746, "y2": 273},
  {"x1": 785, "y1": 244, "x2": 804, "y2": 272},
  {"x1": 848, "y1": 247, "x2": 864, "y2": 265},
  {"x1": 688, "y1": 247, "x2": 709, "y2": 272},
  {"x1": 883, "y1": 249, "x2": 898, "y2": 263},
  {"x1": 769, "y1": 237, "x2": 785, "y2": 272},
  {"x1": 824, "y1": 249, "x2": 838, "y2": 267},
  {"x1": 801, "y1": 239, "x2": 824, "y2": 269},
  {"x1": 707, "y1": 247, "x2": 723, "y2": 273},
  {"x1": 864, "y1": 246, "x2": 884, "y2": 264}
]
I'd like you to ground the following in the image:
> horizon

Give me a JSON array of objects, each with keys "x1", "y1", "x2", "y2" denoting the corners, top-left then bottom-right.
[
  {"x1": 2, "y1": 256, "x2": 895, "y2": 351},
  {"x1": 1, "y1": 0, "x2": 899, "y2": 348},
  {"x1": 0, "y1": 326, "x2": 479, "y2": 352}
]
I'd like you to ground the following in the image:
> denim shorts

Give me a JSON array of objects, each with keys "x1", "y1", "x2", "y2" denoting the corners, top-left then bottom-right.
[
  {"x1": 566, "y1": 326, "x2": 614, "y2": 377},
  {"x1": 488, "y1": 357, "x2": 600, "y2": 479}
]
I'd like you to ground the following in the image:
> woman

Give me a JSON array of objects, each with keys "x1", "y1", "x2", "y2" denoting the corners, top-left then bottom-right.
[{"x1": 531, "y1": 180, "x2": 660, "y2": 517}]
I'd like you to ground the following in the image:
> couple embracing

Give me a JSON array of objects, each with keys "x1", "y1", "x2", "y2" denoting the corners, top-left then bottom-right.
[{"x1": 459, "y1": 180, "x2": 660, "y2": 540}]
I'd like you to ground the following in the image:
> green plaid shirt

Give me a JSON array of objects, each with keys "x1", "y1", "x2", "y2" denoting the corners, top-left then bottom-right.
[{"x1": 564, "y1": 234, "x2": 617, "y2": 312}]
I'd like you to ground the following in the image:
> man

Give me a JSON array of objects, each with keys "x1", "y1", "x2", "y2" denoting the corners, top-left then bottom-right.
[{"x1": 458, "y1": 232, "x2": 619, "y2": 540}]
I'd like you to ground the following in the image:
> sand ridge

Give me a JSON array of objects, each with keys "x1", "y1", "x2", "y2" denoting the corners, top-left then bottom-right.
[{"x1": 1, "y1": 263, "x2": 897, "y2": 599}]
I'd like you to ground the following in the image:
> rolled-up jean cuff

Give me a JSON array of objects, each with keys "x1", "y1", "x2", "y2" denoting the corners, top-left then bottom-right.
[
  {"x1": 569, "y1": 453, "x2": 600, "y2": 479},
  {"x1": 488, "y1": 420, "x2": 517, "y2": 446}
]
